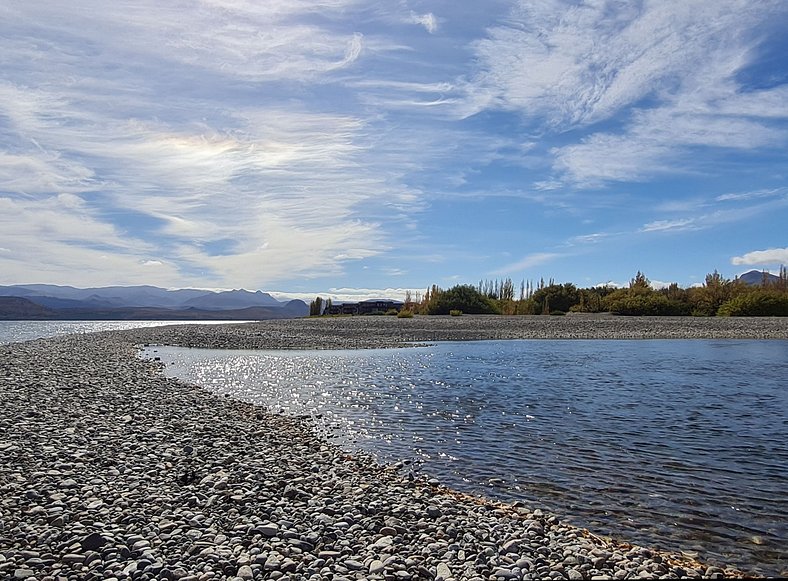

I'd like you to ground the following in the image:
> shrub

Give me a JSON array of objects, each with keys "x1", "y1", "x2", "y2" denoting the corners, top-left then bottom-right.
[
  {"x1": 397, "y1": 309, "x2": 414, "y2": 318},
  {"x1": 609, "y1": 294, "x2": 691, "y2": 316},
  {"x1": 449, "y1": 309, "x2": 463, "y2": 316},
  {"x1": 717, "y1": 291, "x2": 788, "y2": 316},
  {"x1": 549, "y1": 310, "x2": 566, "y2": 316},
  {"x1": 385, "y1": 309, "x2": 399, "y2": 316},
  {"x1": 428, "y1": 285, "x2": 499, "y2": 315}
]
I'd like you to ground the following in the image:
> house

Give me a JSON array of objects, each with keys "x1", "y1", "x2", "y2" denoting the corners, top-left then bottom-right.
[{"x1": 326, "y1": 299, "x2": 404, "y2": 315}]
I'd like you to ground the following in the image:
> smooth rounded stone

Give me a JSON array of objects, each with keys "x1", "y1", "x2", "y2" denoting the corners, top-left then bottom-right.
[
  {"x1": 236, "y1": 565, "x2": 253, "y2": 580},
  {"x1": 435, "y1": 562, "x2": 452, "y2": 580},
  {"x1": 61, "y1": 553, "x2": 85, "y2": 565},
  {"x1": 372, "y1": 536, "x2": 394, "y2": 549},
  {"x1": 369, "y1": 559, "x2": 385, "y2": 574},
  {"x1": 14, "y1": 570, "x2": 36, "y2": 580}
]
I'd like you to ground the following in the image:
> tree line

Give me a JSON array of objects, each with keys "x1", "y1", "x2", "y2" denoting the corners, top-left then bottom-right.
[
  {"x1": 407, "y1": 268, "x2": 788, "y2": 317},
  {"x1": 309, "y1": 268, "x2": 788, "y2": 317}
]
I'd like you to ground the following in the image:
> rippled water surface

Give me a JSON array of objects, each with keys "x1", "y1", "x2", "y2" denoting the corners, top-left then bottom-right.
[
  {"x1": 149, "y1": 340, "x2": 788, "y2": 576},
  {"x1": 0, "y1": 320, "x2": 245, "y2": 344}
]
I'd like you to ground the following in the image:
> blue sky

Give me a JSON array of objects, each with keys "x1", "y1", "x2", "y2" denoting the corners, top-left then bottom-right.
[{"x1": 1, "y1": 0, "x2": 787, "y2": 301}]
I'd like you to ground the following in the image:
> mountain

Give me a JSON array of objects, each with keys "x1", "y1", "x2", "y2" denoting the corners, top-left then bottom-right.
[
  {"x1": 0, "y1": 284, "x2": 210, "y2": 308},
  {"x1": 0, "y1": 284, "x2": 308, "y2": 320},
  {"x1": 0, "y1": 297, "x2": 56, "y2": 319},
  {"x1": 738, "y1": 270, "x2": 780, "y2": 285},
  {"x1": 183, "y1": 289, "x2": 281, "y2": 310}
]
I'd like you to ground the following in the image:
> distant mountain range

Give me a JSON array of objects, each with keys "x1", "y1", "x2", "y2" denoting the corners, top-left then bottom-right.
[{"x1": 0, "y1": 284, "x2": 308, "y2": 320}]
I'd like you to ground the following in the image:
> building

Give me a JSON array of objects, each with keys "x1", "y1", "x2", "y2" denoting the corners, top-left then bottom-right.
[{"x1": 326, "y1": 299, "x2": 404, "y2": 316}]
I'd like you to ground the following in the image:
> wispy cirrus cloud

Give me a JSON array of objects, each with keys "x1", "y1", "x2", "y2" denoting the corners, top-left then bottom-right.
[
  {"x1": 492, "y1": 252, "x2": 565, "y2": 275},
  {"x1": 1, "y1": 0, "x2": 484, "y2": 289},
  {"x1": 467, "y1": 0, "x2": 788, "y2": 188}
]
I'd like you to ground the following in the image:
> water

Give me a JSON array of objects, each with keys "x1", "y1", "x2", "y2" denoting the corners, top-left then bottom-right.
[
  {"x1": 0, "y1": 320, "x2": 246, "y2": 344},
  {"x1": 147, "y1": 339, "x2": 788, "y2": 576}
]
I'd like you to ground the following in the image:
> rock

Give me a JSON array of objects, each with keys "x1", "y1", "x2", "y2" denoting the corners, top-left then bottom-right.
[
  {"x1": 369, "y1": 559, "x2": 385, "y2": 574},
  {"x1": 263, "y1": 555, "x2": 280, "y2": 571},
  {"x1": 237, "y1": 565, "x2": 254, "y2": 579},
  {"x1": 81, "y1": 532, "x2": 109, "y2": 551},
  {"x1": 436, "y1": 562, "x2": 452, "y2": 580}
]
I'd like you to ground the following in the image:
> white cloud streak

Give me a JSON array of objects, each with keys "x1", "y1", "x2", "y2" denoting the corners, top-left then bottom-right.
[{"x1": 731, "y1": 248, "x2": 788, "y2": 266}]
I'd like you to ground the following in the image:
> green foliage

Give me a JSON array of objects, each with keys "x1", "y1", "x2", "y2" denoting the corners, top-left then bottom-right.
[
  {"x1": 449, "y1": 309, "x2": 463, "y2": 316},
  {"x1": 608, "y1": 294, "x2": 691, "y2": 316},
  {"x1": 515, "y1": 298, "x2": 538, "y2": 315},
  {"x1": 309, "y1": 296, "x2": 324, "y2": 316},
  {"x1": 397, "y1": 309, "x2": 414, "y2": 318},
  {"x1": 531, "y1": 283, "x2": 580, "y2": 315},
  {"x1": 385, "y1": 308, "x2": 399, "y2": 316},
  {"x1": 428, "y1": 285, "x2": 500, "y2": 315},
  {"x1": 717, "y1": 291, "x2": 788, "y2": 316},
  {"x1": 687, "y1": 270, "x2": 742, "y2": 316},
  {"x1": 417, "y1": 268, "x2": 788, "y2": 318}
]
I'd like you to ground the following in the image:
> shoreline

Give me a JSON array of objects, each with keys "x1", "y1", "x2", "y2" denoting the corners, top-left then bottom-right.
[
  {"x1": 2, "y1": 317, "x2": 785, "y2": 580},
  {"x1": 117, "y1": 315, "x2": 788, "y2": 351}
]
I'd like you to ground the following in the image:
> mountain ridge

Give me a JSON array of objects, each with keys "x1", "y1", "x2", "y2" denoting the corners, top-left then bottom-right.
[{"x1": 0, "y1": 285, "x2": 308, "y2": 320}]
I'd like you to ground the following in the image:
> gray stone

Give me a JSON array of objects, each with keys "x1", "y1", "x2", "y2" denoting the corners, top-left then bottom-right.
[{"x1": 436, "y1": 562, "x2": 452, "y2": 580}]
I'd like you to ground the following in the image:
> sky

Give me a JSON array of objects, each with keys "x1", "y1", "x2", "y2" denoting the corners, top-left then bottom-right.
[{"x1": 1, "y1": 0, "x2": 787, "y2": 301}]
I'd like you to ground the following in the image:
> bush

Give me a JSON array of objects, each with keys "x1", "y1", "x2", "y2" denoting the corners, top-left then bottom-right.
[
  {"x1": 428, "y1": 285, "x2": 499, "y2": 315},
  {"x1": 609, "y1": 294, "x2": 691, "y2": 316},
  {"x1": 385, "y1": 309, "x2": 399, "y2": 316},
  {"x1": 717, "y1": 291, "x2": 788, "y2": 316},
  {"x1": 396, "y1": 309, "x2": 414, "y2": 318},
  {"x1": 449, "y1": 309, "x2": 463, "y2": 316},
  {"x1": 549, "y1": 310, "x2": 566, "y2": 316}
]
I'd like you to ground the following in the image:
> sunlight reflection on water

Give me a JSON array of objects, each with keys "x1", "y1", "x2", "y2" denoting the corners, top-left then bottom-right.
[{"x1": 146, "y1": 339, "x2": 788, "y2": 576}]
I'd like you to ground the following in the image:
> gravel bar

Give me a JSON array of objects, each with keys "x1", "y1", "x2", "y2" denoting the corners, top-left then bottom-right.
[{"x1": 2, "y1": 316, "x2": 786, "y2": 581}]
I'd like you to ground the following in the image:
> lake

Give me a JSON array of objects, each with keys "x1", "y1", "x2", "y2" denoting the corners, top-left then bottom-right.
[
  {"x1": 0, "y1": 320, "x2": 248, "y2": 344},
  {"x1": 147, "y1": 339, "x2": 788, "y2": 576}
]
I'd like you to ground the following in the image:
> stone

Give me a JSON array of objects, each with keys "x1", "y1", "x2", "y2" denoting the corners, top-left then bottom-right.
[
  {"x1": 81, "y1": 532, "x2": 109, "y2": 552},
  {"x1": 436, "y1": 562, "x2": 452, "y2": 580}
]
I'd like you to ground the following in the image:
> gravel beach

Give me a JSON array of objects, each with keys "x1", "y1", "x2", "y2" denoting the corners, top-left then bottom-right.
[{"x1": 2, "y1": 316, "x2": 786, "y2": 580}]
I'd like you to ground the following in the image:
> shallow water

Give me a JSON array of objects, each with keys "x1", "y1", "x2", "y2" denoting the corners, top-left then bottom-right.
[
  {"x1": 0, "y1": 320, "x2": 246, "y2": 344},
  {"x1": 148, "y1": 339, "x2": 788, "y2": 576}
]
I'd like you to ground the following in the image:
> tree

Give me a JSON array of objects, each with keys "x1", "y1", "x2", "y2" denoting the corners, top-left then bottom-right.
[
  {"x1": 688, "y1": 270, "x2": 737, "y2": 316},
  {"x1": 309, "y1": 296, "x2": 324, "y2": 316},
  {"x1": 428, "y1": 285, "x2": 500, "y2": 315},
  {"x1": 718, "y1": 290, "x2": 788, "y2": 316},
  {"x1": 532, "y1": 283, "x2": 580, "y2": 314}
]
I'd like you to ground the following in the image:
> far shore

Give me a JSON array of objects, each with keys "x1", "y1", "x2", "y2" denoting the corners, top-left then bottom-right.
[{"x1": 121, "y1": 314, "x2": 788, "y2": 351}]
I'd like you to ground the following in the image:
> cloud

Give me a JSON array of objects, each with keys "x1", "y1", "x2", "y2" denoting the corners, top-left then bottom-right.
[
  {"x1": 467, "y1": 0, "x2": 788, "y2": 187},
  {"x1": 716, "y1": 187, "x2": 786, "y2": 202},
  {"x1": 640, "y1": 218, "x2": 698, "y2": 233},
  {"x1": 493, "y1": 252, "x2": 564, "y2": 274},
  {"x1": 731, "y1": 248, "x2": 788, "y2": 266},
  {"x1": 271, "y1": 287, "x2": 424, "y2": 302},
  {"x1": 409, "y1": 12, "x2": 438, "y2": 34}
]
